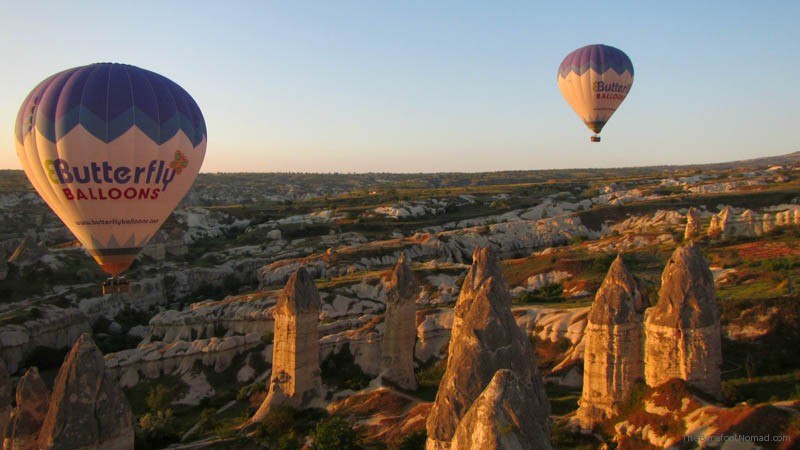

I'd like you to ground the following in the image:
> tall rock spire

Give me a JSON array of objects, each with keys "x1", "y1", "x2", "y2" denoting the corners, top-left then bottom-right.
[
  {"x1": 684, "y1": 207, "x2": 702, "y2": 241},
  {"x1": 425, "y1": 247, "x2": 551, "y2": 450},
  {"x1": 577, "y1": 255, "x2": 644, "y2": 428},
  {"x1": 644, "y1": 244, "x2": 722, "y2": 398},
  {"x1": 37, "y1": 333, "x2": 134, "y2": 450},
  {"x1": 251, "y1": 267, "x2": 323, "y2": 422},
  {"x1": 380, "y1": 253, "x2": 419, "y2": 390},
  {"x1": 4, "y1": 367, "x2": 50, "y2": 450},
  {"x1": 450, "y1": 370, "x2": 550, "y2": 450}
]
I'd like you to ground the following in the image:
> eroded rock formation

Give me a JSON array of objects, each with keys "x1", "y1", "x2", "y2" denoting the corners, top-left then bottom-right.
[
  {"x1": 3, "y1": 367, "x2": 50, "y2": 450},
  {"x1": 425, "y1": 247, "x2": 550, "y2": 450},
  {"x1": 105, "y1": 332, "x2": 262, "y2": 388},
  {"x1": 707, "y1": 205, "x2": 800, "y2": 240},
  {"x1": 684, "y1": 207, "x2": 701, "y2": 240},
  {"x1": 576, "y1": 255, "x2": 644, "y2": 428},
  {"x1": 379, "y1": 254, "x2": 419, "y2": 390},
  {"x1": 148, "y1": 293, "x2": 276, "y2": 343},
  {"x1": 644, "y1": 244, "x2": 722, "y2": 398},
  {"x1": 0, "y1": 307, "x2": 90, "y2": 374},
  {"x1": 7, "y1": 237, "x2": 47, "y2": 269},
  {"x1": 257, "y1": 215, "x2": 596, "y2": 287},
  {"x1": 251, "y1": 267, "x2": 323, "y2": 422},
  {"x1": 37, "y1": 333, "x2": 134, "y2": 450},
  {"x1": 450, "y1": 370, "x2": 550, "y2": 450}
]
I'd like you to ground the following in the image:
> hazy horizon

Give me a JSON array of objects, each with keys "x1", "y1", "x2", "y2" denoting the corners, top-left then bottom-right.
[
  {"x1": 2, "y1": 149, "x2": 795, "y2": 176},
  {"x1": 2, "y1": 1, "x2": 798, "y2": 172}
]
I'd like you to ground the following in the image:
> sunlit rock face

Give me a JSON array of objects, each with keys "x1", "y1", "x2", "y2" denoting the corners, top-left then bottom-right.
[
  {"x1": 3, "y1": 367, "x2": 50, "y2": 450},
  {"x1": 644, "y1": 244, "x2": 722, "y2": 399},
  {"x1": 576, "y1": 256, "x2": 644, "y2": 429},
  {"x1": 251, "y1": 267, "x2": 323, "y2": 422},
  {"x1": 37, "y1": 333, "x2": 134, "y2": 450},
  {"x1": 425, "y1": 247, "x2": 550, "y2": 450},
  {"x1": 684, "y1": 207, "x2": 702, "y2": 240},
  {"x1": 707, "y1": 205, "x2": 800, "y2": 240},
  {"x1": 379, "y1": 253, "x2": 419, "y2": 390},
  {"x1": 450, "y1": 370, "x2": 551, "y2": 450}
]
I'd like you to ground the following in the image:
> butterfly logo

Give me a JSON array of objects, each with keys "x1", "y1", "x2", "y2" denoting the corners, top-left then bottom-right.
[{"x1": 170, "y1": 150, "x2": 189, "y2": 175}]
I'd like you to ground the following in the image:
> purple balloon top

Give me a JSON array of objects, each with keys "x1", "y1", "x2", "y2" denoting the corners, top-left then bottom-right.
[
  {"x1": 558, "y1": 44, "x2": 634, "y2": 78},
  {"x1": 15, "y1": 63, "x2": 206, "y2": 148}
]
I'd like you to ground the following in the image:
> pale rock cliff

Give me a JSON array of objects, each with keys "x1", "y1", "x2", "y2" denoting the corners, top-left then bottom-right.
[
  {"x1": 576, "y1": 256, "x2": 644, "y2": 428},
  {"x1": 644, "y1": 244, "x2": 722, "y2": 398},
  {"x1": 38, "y1": 334, "x2": 134, "y2": 450},
  {"x1": 379, "y1": 254, "x2": 419, "y2": 390},
  {"x1": 425, "y1": 247, "x2": 550, "y2": 450},
  {"x1": 251, "y1": 268, "x2": 323, "y2": 422},
  {"x1": 3, "y1": 367, "x2": 50, "y2": 450},
  {"x1": 449, "y1": 370, "x2": 551, "y2": 450}
]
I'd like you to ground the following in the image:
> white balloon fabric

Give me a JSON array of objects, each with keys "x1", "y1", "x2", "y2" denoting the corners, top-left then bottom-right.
[
  {"x1": 15, "y1": 63, "x2": 206, "y2": 275},
  {"x1": 557, "y1": 44, "x2": 634, "y2": 137}
]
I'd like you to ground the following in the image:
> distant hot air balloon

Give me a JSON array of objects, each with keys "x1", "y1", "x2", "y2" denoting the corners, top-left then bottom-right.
[
  {"x1": 15, "y1": 63, "x2": 206, "y2": 292},
  {"x1": 557, "y1": 44, "x2": 634, "y2": 142}
]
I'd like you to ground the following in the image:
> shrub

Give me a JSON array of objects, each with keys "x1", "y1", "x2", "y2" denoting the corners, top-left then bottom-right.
[
  {"x1": 311, "y1": 416, "x2": 360, "y2": 450},
  {"x1": 256, "y1": 405, "x2": 298, "y2": 438},
  {"x1": 137, "y1": 409, "x2": 179, "y2": 448},
  {"x1": 146, "y1": 384, "x2": 174, "y2": 412},
  {"x1": 253, "y1": 406, "x2": 326, "y2": 450},
  {"x1": 321, "y1": 344, "x2": 370, "y2": 391},
  {"x1": 761, "y1": 257, "x2": 799, "y2": 273},
  {"x1": 518, "y1": 283, "x2": 564, "y2": 304},
  {"x1": 274, "y1": 431, "x2": 302, "y2": 450},
  {"x1": 416, "y1": 360, "x2": 446, "y2": 388},
  {"x1": 237, "y1": 380, "x2": 267, "y2": 401}
]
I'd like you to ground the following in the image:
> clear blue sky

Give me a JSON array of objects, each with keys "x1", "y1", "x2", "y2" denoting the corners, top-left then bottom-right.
[{"x1": 1, "y1": 1, "x2": 798, "y2": 172}]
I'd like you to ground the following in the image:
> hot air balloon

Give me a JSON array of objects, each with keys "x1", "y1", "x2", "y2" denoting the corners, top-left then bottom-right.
[
  {"x1": 15, "y1": 63, "x2": 206, "y2": 294},
  {"x1": 557, "y1": 44, "x2": 634, "y2": 142}
]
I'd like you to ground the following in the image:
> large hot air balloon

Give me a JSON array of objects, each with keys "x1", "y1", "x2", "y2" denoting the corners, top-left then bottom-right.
[
  {"x1": 557, "y1": 44, "x2": 634, "y2": 142},
  {"x1": 15, "y1": 63, "x2": 206, "y2": 292}
]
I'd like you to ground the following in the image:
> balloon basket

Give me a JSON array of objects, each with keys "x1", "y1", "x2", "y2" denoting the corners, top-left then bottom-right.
[
  {"x1": 102, "y1": 277, "x2": 130, "y2": 295},
  {"x1": 590, "y1": 135, "x2": 601, "y2": 142}
]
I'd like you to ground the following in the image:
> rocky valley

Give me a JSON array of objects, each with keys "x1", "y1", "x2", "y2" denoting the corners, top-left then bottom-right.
[{"x1": 1, "y1": 153, "x2": 800, "y2": 449}]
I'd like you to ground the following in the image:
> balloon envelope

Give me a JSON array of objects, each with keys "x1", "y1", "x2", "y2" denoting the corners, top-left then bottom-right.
[
  {"x1": 557, "y1": 44, "x2": 634, "y2": 135},
  {"x1": 15, "y1": 63, "x2": 206, "y2": 275}
]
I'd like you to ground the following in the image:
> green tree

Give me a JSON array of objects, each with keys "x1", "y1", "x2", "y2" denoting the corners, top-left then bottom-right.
[
  {"x1": 137, "y1": 409, "x2": 179, "y2": 448},
  {"x1": 146, "y1": 384, "x2": 173, "y2": 412},
  {"x1": 311, "y1": 416, "x2": 359, "y2": 450}
]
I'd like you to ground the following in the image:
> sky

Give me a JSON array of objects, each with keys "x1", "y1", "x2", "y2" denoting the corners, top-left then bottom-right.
[{"x1": 1, "y1": 1, "x2": 798, "y2": 173}]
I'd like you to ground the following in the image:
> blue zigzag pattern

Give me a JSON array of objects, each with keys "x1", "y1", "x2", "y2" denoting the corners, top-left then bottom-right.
[
  {"x1": 34, "y1": 105, "x2": 205, "y2": 146},
  {"x1": 558, "y1": 44, "x2": 634, "y2": 78},
  {"x1": 15, "y1": 63, "x2": 206, "y2": 148}
]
